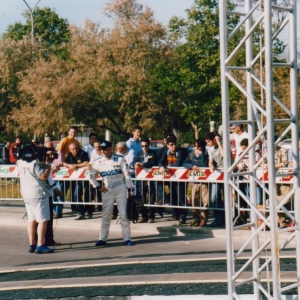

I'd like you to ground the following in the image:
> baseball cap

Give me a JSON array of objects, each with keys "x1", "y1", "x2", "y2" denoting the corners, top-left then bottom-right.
[
  {"x1": 100, "y1": 140, "x2": 112, "y2": 149},
  {"x1": 230, "y1": 123, "x2": 243, "y2": 129}
]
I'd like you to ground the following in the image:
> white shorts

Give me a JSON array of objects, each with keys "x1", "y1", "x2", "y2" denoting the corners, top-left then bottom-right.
[{"x1": 24, "y1": 198, "x2": 50, "y2": 222}]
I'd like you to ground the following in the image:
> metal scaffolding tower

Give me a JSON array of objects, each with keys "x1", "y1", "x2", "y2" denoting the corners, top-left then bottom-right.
[{"x1": 219, "y1": 0, "x2": 299, "y2": 297}]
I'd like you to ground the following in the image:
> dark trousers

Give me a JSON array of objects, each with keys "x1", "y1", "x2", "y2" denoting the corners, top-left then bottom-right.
[
  {"x1": 140, "y1": 181, "x2": 156, "y2": 219},
  {"x1": 45, "y1": 197, "x2": 54, "y2": 245}
]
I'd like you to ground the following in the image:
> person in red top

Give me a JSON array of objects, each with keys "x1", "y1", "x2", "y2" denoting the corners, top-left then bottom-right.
[{"x1": 9, "y1": 136, "x2": 22, "y2": 164}]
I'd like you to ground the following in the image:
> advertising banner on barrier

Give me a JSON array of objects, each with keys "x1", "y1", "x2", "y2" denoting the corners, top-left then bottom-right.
[{"x1": 0, "y1": 165, "x2": 294, "y2": 183}]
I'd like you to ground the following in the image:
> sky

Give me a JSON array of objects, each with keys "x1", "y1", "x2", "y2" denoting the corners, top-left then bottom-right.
[
  {"x1": 0, "y1": 0, "x2": 195, "y2": 34},
  {"x1": 0, "y1": 0, "x2": 299, "y2": 61}
]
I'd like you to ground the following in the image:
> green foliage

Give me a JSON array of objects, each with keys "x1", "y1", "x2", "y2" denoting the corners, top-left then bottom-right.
[
  {"x1": 3, "y1": 7, "x2": 71, "y2": 58},
  {"x1": 148, "y1": 0, "x2": 241, "y2": 138}
]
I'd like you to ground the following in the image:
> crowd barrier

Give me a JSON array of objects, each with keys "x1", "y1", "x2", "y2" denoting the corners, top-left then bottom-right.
[{"x1": 0, "y1": 165, "x2": 295, "y2": 221}]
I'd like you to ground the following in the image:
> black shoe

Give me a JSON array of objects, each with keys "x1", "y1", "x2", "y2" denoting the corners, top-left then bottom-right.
[{"x1": 28, "y1": 245, "x2": 36, "y2": 253}]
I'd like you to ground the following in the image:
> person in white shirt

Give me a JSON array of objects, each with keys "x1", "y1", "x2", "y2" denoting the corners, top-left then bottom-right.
[
  {"x1": 90, "y1": 141, "x2": 102, "y2": 165},
  {"x1": 230, "y1": 124, "x2": 248, "y2": 158},
  {"x1": 83, "y1": 133, "x2": 98, "y2": 160}
]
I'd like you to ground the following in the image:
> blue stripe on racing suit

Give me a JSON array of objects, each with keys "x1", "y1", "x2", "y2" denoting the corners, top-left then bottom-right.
[{"x1": 100, "y1": 169, "x2": 122, "y2": 177}]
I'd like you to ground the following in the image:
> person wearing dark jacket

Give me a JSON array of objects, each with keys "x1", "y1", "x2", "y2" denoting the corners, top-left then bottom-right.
[
  {"x1": 63, "y1": 143, "x2": 89, "y2": 220},
  {"x1": 133, "y1": 138, "x2": 159, "y2": 223},
  {"x1": 158, "y1": 136, "x2": 188, "y2": 224},
  {"x1": 183, "y1": 139, "x2": 209, "y2": 227}
]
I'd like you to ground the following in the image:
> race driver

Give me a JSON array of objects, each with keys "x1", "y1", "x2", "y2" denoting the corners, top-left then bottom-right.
[{"x1": 89, "y1": 140, "x2": 134, "y2": 246}]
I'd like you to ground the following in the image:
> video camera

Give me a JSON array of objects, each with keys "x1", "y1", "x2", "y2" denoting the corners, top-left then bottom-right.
[{"x1": 17, "y1": 144, "x2": 58, "y2": 163}]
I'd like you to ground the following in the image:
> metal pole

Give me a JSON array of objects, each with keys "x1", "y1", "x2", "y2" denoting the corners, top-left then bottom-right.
[
  {"x1": 219, "y1": 0, "x2": 235, "y2": 298},
  {"x1": 22, "y1": 0, "x2": 41, "y2": 46},
  {"x1": 264, "y1": 0, "x2": 281, "y2": 296},
  {"x1": 289, "y1": 0, "x2": 300, "y2": 296},
  {"x1": 245, "y1": 0, "x2": 260, "y2": 297}
]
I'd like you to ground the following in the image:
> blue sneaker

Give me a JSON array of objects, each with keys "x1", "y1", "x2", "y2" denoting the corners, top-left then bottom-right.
[
  {"x1": 35, "y1": 245, "x2": 54, "y2": 254},
  {"x1": 95, "y1": 240, "x2": 107, "y2": 247},
  {"x1": 28, "y1": 245, "x2": 36, "y2": 253},
  {"x1": 125, "y1": 240, "x2": 133, "y2": 246}
]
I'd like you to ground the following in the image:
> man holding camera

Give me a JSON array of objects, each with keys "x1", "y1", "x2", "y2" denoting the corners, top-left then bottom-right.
[{"x1": 17, "y1": 146, "x2": 56, "y2": 254}]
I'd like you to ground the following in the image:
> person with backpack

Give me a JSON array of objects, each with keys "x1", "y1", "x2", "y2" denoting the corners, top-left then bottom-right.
[{"x1": 183, "y1": 139, "x2": 209, "y2": 227}]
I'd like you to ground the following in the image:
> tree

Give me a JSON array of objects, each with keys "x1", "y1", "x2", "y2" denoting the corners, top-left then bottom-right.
[
  {"x1": 3, "y1": 7, "x2": 71, "y2": 58},
  {"x1": 9, "y1": 0, "x2": 177, "y2": 138},
  {"x1": 0, "y1": 7, "x2": 71, "y2": 136},
  {"x1": 147, "y1": 0, "x2": 240, "y2": 139}
]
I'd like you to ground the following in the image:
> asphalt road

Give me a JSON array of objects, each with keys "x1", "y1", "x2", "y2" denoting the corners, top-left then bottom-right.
[{"x1": 0, "y1": 207, "x2": 298, "y2": 299}]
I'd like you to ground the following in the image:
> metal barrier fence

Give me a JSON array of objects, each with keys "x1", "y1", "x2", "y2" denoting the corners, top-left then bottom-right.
[{"x1": 0, "y1": 165, "x2": 294, "y2": 222}]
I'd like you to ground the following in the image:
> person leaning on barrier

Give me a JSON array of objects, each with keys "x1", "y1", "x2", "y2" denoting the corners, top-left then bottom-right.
[
  {"x1": 89, "y1": 140, "x2": 134, "y2": 247},
  {"x1": 17, "y1": 146, "x2": 56, "y2": 254},
  {"x1": 158, "y1": 135, "x2": 188, "y2": 224},
  {"x1": 132, "y1": 138, "x2": 159, "y2": 223},
  {"x1": 156, "y1": 133, "x2": 177, "y2": 207},
  {"x1": 183, "y1": 138, "x2": 209, "y2": 227},
  {"x1": 55, "y1": 126, "x2": 81, "y2": 216},
  {"x1": 63, "y1": 143, "x2": 90, "y2": 220},
  {"x1": 205, "y1": 132, "x2": 225, "y2": 227},
  {"x1": 264, "y1": 143, "x2": 291, "y2": 228}
]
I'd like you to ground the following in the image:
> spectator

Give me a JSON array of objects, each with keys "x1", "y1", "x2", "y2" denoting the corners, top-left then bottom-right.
[
  {"x1": 44, "y1": 141, "x2": 62, "y2": 247},
  {"x1": 132, "y1": 138, "x2": 159, "y2": 223},
  {"x1": 230, "y1": 124, "x2": 248, "y2": 158},
  {"x1": 63, "y1": 143, "x2": 90, "y2": 220},
  {"x1": 158, "y1": 135, "x2": 188, "y2": 224},
  {"x1": 2, "y1": 141, "x2": 11, "y2": 164},
  {"x1": 83, "y1": 133, "x2": 98, "y2": 160},
  {"x1": 116, "y1": 142, "x2": 135, "y2": 170},
  {"x1": 205, "y1": 132, "x2": 225, "y2": 227},
  {"x1": 126, "y1": 126, "x2": 142, "y2": 157},
  {"x1": 89, "y1": 141, "x2": 102, "y2": 208},
  {"x1": 183, "y1": 138, "x2": 209, "y2": 227},
  {"x1": 89, "y1": 141, "x2": 102, "y2": 165},
  {"x1": 236, "y1": 138, "x2": 251, "y2": 223},
  {"x1": 112, "y1": 141, "x2": 135, "y2": 220},
  {"x1": 89, "y1": 140, "x2": 133, "y2": 247},
  {"x1": 9, "y1": 136, "x2": 22, "y2": 164},
  {"x1": 157, "y1": 132, "x2": 177, "y2": 160},
  {"x1": 275, "y1": 145, "x2": 290, "y2": 228},
  {"x1": 55, "y1": 126, "x2": 81, "y2": 216},
  {"x1": 156, "y1": 132, "x2": 177, "y2": 206},
  {"x1": 56, "y1": 126, "x2": 80, "y2": 160},
  {"x1": 82, "y1": 133, "x2": 98, "y2": 216}
]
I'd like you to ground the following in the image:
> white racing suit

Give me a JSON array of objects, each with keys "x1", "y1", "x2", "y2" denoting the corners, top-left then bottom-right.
[{"x1": 89, "y1": 154, "x2": 133, "y2": 241}]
